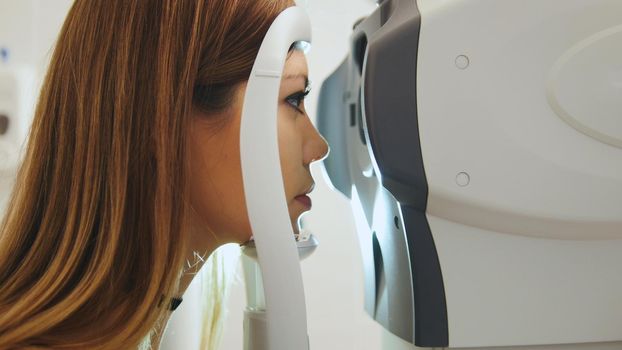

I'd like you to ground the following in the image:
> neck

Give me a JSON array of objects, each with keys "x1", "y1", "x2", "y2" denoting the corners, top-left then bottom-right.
[
  {"x1": 150, "y1": 216, "x2": 221, "y2": 349},
  {"x1": 176, "y1": 214, "x2": 221, "y2": 297}
]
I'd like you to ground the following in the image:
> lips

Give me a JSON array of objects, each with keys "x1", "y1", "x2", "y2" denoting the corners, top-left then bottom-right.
[
  {"x1": 295, "y1": 183, "x2": 315, "y2": 209},
  {"x1": 295, "y1": 194, "x2": 312, "y2": 209}
]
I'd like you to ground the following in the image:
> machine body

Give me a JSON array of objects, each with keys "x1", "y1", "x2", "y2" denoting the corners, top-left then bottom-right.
[
  {"x1": 318, "y1": 0, "x2": 622, "y2": 348},
  {"x1": 239, "y1": 6, "x2": 313, "y2": 350}
]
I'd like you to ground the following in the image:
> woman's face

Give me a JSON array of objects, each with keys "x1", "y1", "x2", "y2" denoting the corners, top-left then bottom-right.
[{"x1": 186, "y1": 51, "x2": 329, "y2": 247}]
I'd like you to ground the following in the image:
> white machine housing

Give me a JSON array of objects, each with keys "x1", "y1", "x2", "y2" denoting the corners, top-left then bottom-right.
[
  {"x1": 317, "y1": 0, "x2": 622, "y2": 349},
  {"x1": 418, "y1": 0, "x2": 622, "y2": 347},
  {"x1": 239, "y1": 6, "x2": 313, "y2": 350}
]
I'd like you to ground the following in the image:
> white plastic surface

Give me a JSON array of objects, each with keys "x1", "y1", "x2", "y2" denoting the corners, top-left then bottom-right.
[
  {"x1": 416, "y1": 0, "x2": 622, "y2": 347},
  {"x1": 417, "y1": 0, "x2": 622, "y2": 241},
  {"x1": 382, "y1": 324, "x2": 622, "y2": 350},
  {"x1": 429, "y1": 215, "x2": 622, "y2": 348},
  {"x1": 241, "y1": 231, "x2": 319, "y2": 261},
  {"x1": 241, "y1": 255, "x2": 267, "y2": 311},
  {"x1": 244, "y1": 309, "x2": 269, "y2": 350},
  {"x1": 239, "y1": 6, "x2": 312, "y2": 350},
  {"x1": 547, "y1": 24, "x2": 622, "y2": 149},
  {"x1": 294, "y1": 232, "x2": 320, "y2": 260}
]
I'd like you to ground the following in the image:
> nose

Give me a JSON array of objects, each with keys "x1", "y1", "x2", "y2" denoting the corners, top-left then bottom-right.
[{"x1": 304, "y1": 119, "x2": 330, "y2": 166}]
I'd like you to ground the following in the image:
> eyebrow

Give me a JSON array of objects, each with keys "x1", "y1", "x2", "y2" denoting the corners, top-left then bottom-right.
[{"x1": 283, "y1": 74, "x2": 309, "y2": 88}]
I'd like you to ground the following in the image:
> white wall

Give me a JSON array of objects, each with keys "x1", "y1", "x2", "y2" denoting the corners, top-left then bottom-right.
[
  {"x1": 0, "y1": 0, "x2": 74, "y2": 212},
  {"x1": 0, "y1": 0, "x2": 74, "y2": 83},
  {"x1": 0, "y1": 1, "x2": 386, "y2": 349}
]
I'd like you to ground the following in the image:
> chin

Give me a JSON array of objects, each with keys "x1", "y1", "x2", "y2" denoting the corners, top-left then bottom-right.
[
  {"x1": 290, "y1": 218, "x2": 301, "y2": 235},
  {"x1": 289, "y1": 213, "x2": 303, "y2": 234}
]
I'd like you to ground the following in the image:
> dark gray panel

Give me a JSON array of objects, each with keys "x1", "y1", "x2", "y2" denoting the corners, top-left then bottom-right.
[
  {"x1": 362, "y1": 0, "x2": 427, "y2": 211},
  {"x1": 317, "y1": 0, "x2": 449, "y2": 347},
  {"x1": 356, "y1": 0, "x2": 449, "y2": 347},
  {"x1": 317, "y1": 58, "x2": 352, "y2": 198},
  {"x1": 401, "y1": 204, "x2": 448, "y2": 347}
]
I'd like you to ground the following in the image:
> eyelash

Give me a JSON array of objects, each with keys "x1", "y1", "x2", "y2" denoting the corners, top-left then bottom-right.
[{"x1": 286, "y1": 87, "x2": 311, "y2": 114}]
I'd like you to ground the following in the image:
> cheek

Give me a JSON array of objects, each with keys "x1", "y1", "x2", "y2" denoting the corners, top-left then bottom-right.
[
  {"x1": 186, "y1": 106, "x2": 306, "y2": 245},
  {"x1": 187, "y1": 122, "x2": 252, "y2": 244},
  {"x1": 278, "y1": 114, "x2": 304, "y2": 197}
]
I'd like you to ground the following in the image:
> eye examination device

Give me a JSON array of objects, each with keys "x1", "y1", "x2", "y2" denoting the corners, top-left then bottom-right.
[
  {"x1": 239, "y1": 6, "x2": 315, "y2": 350},
  {"x1": 318, "y1": 0, "x2": 622, "y2": 349}
]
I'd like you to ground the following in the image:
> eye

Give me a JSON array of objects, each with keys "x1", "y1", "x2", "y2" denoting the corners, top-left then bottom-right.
[{"x1": 285, "y1": 85, "x2": 311, "y2": 114}]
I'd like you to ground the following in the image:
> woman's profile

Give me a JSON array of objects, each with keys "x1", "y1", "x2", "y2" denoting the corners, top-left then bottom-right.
[{"x1": 0, "y1": 0, "x2": 328, "y2": 348}]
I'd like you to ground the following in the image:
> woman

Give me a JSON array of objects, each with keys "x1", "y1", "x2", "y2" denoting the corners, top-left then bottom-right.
[{"x1": 0, "y1": 0, "x2": 328, "y2": 348}]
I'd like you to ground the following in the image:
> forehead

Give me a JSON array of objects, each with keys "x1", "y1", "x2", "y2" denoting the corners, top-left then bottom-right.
[{"x1": 283, "y1": 50, "x2": 308, "y2": 78}]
